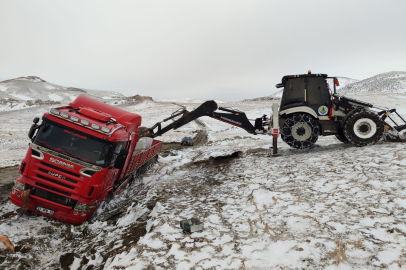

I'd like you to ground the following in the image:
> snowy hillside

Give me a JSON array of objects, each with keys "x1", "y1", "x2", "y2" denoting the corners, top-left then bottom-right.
[
  {"x1": 0, "y1": 76, "x2": 136, "y2": 112},
  {"x1": 1, "y1": 93, "x2": 406, "y2": 269},
  {"x1": 1, "y1": 72, "x2": 406, "y2": 269},
  {"x1": 339, "y1": 71, "x2": 406, "y2": 94}
]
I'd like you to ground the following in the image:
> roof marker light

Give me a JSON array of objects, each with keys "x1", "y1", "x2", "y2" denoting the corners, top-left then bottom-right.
[
  {"x1": 50, "y1": 108, "x2": 60, "y2": 115},
  {"x1": 60, "y1": 112, "x2": 69, "y2": 119},
  {"x1": 81, "y1": 119, "x2": 89, "y2": 126},
  {"x1": 91, "y1": 123, "x2": 100, "y2": 129},
  {"x1": 101, "y1": 127, "x2": 111, "y2": 133},
  {"x1": 71, "y1": 116, "x2": 79, "y2": 122}
]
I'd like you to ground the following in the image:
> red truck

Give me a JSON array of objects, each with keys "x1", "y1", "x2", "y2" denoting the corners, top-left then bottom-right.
[{"x1": 10, "y1": 94, "x2": 162, "y2": 225}]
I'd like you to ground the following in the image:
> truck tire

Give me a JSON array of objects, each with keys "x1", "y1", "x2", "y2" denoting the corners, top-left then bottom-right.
[
  {"x1": 343, "y1": 110, "x2": 384, "y2": 146},
  {"x1": 281, "y1": 113, "x2": 320, "y2": 149},
  {"x1": 335, "y1": 129, "x2": 349, "y2": 143}
]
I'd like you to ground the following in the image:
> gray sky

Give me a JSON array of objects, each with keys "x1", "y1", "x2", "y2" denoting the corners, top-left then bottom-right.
[{"x1": 1, "y1": 0, "x2": 405, "y2": 101}]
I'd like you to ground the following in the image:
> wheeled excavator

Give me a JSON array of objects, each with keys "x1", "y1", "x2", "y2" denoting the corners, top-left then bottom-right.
[{"x1": 140, "y1": 71, "x2": 406, "y2": 149}]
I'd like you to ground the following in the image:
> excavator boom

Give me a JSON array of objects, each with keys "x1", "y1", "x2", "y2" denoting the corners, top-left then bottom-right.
[{"x1": 139, "y1": 100, "x2": 268, "y2": 138}]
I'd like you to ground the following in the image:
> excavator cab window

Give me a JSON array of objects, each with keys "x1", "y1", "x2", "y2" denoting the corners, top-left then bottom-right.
[
  {"x1": 306, "y1": 77, "x2": 331, "y2": 115},
  {"x1": 280, "y1": 78, "x2": 306, "y2": 110},
  {"x1": 280, "y1": 76, "x2": 331, "y2": 116}
]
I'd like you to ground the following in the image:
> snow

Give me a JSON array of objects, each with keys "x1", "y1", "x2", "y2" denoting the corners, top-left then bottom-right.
[
  {"x1": 44, "y1": 85, "x2": 56, "y2": 90},
  {"x1": 1, "y1": 77, "x2": 406, "y2": 269},
  {"x1": 48, "y1": 93, "x2": 63, "y2": 101},
  {"x1": 10, "y1": 93, "x2": 33, "y2": 100},
  {"x1": 63, "y1": 93, "x2": 78, "y2": 101}
]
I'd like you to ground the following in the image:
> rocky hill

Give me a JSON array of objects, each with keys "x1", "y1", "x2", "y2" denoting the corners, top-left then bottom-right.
[
  {"x1": 338, "y1": 71, "x2": 406, "y2": 94},
  {"x1": 0, "y1": 76, "x2": 152, "y2": 112}
]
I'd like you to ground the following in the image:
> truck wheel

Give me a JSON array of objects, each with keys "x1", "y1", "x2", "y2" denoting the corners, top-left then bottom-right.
[
  {"x1": 344, "y1": 110, "x2": 384, "y2": 146},
  {"x1": 281, "y1": 113, "x2": 320, "y2": 149},
  {"x1": 335, "y1": 129, "x2": 349, "y2": 143}
]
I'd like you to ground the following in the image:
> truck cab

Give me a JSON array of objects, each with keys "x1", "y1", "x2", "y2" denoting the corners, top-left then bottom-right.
[{"x1": 10, "y1": 94, "x2": 161, "y2": 225}]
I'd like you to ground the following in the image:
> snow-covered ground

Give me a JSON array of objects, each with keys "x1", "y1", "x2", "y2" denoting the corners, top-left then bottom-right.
[{"x1": 0, "y1": 90, "x2": 406, "y2": 269}]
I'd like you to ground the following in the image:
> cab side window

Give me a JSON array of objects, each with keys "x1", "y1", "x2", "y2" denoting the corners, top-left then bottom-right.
[{"x1": 110, "y1": 142, "x2": 127, "y2": 164}]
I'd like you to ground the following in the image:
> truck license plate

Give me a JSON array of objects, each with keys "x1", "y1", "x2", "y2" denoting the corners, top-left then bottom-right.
[{"x1": 36, "y1": 206, "x2": 54, "y2": 215}]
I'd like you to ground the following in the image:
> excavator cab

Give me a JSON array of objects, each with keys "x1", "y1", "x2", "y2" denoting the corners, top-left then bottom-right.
[{"x1": 277, "y1": 72, "x2": 333, "y2": 119}]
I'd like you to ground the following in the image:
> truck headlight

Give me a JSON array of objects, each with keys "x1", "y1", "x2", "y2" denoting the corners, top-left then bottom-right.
[
  {"x1": 75, "y1": 202, "x2": 98, "y2": 211},
  {"x1": 14, "y1": 180, "x2": 25, "y2": 191}
]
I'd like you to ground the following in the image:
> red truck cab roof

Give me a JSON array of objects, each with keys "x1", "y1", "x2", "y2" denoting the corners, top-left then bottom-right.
[
  {"x1": 44, "y1": 94, "x2": 142, "y2": 141},
  {"x1": 69, "y1": 94, "x2": 142, "y2": 132}
]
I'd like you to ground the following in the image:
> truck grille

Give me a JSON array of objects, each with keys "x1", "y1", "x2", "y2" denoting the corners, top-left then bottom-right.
[
  {"x1": 38, "y1": 167, "x2": 77, "y2": 184},
  {"x1": 40, "y1": 161, "x2": 81, "y2": 178},
  {"x1": 33, "y1": 188, "x2": 76, "y2": 208},
  {"x1": 36, "y1": 173, "x2": 75, "y2": 190},
  {"x1": 35, "y1": 182, "x2": 72, "y2": 196}
]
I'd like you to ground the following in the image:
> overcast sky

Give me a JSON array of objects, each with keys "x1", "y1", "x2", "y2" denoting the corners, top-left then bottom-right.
[{"x1": 1, "y1": 0, "x2": 405, "y2": 101}]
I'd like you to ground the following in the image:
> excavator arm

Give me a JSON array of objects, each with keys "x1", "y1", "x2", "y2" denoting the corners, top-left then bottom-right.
[{"x1": 139, "y1": 100, "x2": 268, "y2": 138}]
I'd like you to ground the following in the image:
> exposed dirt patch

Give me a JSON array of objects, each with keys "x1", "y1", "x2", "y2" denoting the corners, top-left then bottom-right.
[
  {"x1": 161, "y1": 129, "x2": 208, "y2": 157},
  {"x1": 59, "y1": 252, "x2": 80, "y2": 270},
  {"x1": 0, "y1": 165, "x2": 18, "y2": 202}
]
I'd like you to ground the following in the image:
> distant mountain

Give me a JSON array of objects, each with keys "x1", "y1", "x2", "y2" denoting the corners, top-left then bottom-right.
[
  {"x1": 328, "y1": 77, "x2": 359, "y2": 92},
  {"x1": 338, "y1": 71, "x2": 406, "y2": 93},
  {"x1": 0, "y1": 76, "x2": 151, "y2": 112}
]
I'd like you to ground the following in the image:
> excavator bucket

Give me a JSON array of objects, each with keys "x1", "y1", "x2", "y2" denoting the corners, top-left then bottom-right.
[
  {"x1": 383, "y1": 124, "x2": 406, "y2": 142},
  {"x1": 0, "y1": 235, "x2": 14, "y2": 253},
  {"x1": 380, "y1": 109, "x2": 406, "y2": 142}
]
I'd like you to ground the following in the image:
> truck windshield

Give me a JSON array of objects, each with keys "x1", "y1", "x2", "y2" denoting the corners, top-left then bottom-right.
[{"x1": 34, "y1": 121, "x2": 111, "y2": 167}]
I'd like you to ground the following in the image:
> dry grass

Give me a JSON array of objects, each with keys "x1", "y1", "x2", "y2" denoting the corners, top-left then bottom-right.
[
  {"x1": 253, "y1": 201, "x2": 258, "y2": 211},
  {"x1": 248, "y1": 218, "x2": 254, "y2": 236},
  {"x1": 348, "y1": 238, "x2": 362, "y2": 249},
  {"x1": 259, "y1": 214, "x2": 263, "y2": 224},
  {"x1": 264, "y1": 223, "x2": 279, "y2": 241},
  {"x1": 362, "y1": 169, "x2": 370, "y2": 180},
  {"x1": 297, "y1": 196, "x2": 300, "y2": 205},
  {"x1": 241, "y1": 258, "x2": 247, "y2": 268},
  {"x1": 272, "y1": 196, "x2": 277, "y2": 205},
  {"x1": 302, "y1": 215, "x2": 321, "y2": 227},
  {"x1": 328, "y1": 240, "x2": 347, "y2": 265},
  {"x1": 263, "y1": 204, "x2": 270, "y2": 214}
]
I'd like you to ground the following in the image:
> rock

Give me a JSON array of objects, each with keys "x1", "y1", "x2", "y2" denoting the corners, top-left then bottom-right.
[
  {"x1": 128, "y1": 95, "x2": 153, "y2": 102},
  {"x1": 59, "y1": 252, "x2": 80, "y2": 270}
]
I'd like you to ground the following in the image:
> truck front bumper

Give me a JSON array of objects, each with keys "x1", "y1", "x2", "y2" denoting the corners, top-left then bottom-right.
[{"x1": 10, "y1": 187, "x2": 94, "y2": 225}]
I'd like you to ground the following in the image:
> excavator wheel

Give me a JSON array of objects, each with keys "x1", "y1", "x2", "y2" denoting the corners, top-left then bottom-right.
[
  {"x1": 335, "y1": 129, "x2": 349, "y2": 143},
  {"x1": 281, "y1": 113, "x2": 320, "y2": 149},
  {"x1": 343, "y1": 110, "x2": 384, "y2": 146}
]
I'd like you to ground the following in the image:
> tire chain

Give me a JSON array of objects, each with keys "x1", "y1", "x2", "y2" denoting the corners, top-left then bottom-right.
[{"x1": 281, "y1": 113, "x2": 320, "y2": 149}]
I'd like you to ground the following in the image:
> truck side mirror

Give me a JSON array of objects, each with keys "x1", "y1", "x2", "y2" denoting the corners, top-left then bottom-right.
[
  {"x1": 113, "y1": 149, "x2": 129, "y2": 169},
  {"x1": 28, "y1": 117, "x2": 41, "y2": 140}
]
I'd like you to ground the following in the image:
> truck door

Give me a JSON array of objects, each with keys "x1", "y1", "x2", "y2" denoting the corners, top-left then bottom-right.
[{"x1": 106, "y1": 142, "x2": 127, "y2": 190}]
